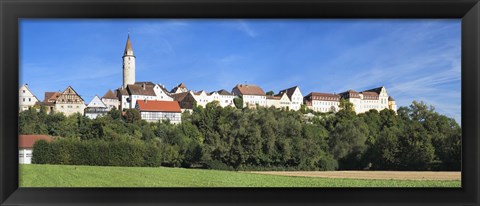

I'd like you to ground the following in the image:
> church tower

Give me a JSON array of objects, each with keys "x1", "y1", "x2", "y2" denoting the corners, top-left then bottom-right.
[{"x1": 123, "y1": 34, "x2": 136, "y2": 88}]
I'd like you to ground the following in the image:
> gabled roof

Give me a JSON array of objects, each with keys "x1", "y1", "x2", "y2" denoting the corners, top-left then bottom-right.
[
  {"x1": 19, "y1": 135, "x2": 52, "y2": 149},
  {"x1": 136, "y1": 100, "x2": 181, "y2": 113},
  {"x1": 363, "y1": 86, "x2": 384, "y2": 94},
  {"x1": 127, "y1": 84, "x2": 156, "y2": 96},
  {"x1": 102, "y1": 89, "x2": 118, "y2": 99},
  {"x1": 388, "y1": 96, "x2": 395, "y2": 101},
  {"x1": 59, "y1": 86, "x2": 84, "y2": 102},
  {"x1": 216, "y1": 89, "x2": 232, "y2": 95},
  {"x1": 279, "y1": 86, "x2": 299, "y2": 99},
  {"x1": 232, "y1": 84, "x2": 265, "y2": 96},
  {"x1": 87, "y1": 95, "x2": 107, "y2": 108},
  {"x1": 170, "y1": 83, "x2": 188, "y2": 93}
]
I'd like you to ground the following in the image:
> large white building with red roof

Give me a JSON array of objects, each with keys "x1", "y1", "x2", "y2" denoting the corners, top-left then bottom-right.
[
  {"x1": 231, "y1": 84, "x2": 267, "y2": 108},
  {"x1": 135, "y1": 100, "x2": 182, "y2": 124}
]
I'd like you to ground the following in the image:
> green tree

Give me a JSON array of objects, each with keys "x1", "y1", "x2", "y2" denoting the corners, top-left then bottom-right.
[
  {"x1": 124, "y1": 109, "x2": 141, "y2": 124},
  {"x1": 233, "y1": 97, "x2": 243, "y2": 109}
]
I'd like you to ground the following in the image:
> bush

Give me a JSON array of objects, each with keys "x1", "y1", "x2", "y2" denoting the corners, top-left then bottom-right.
[
  {"x1": 31, "y1": 138, "x2": 164, "y2": 167},
  {"x1": 203, "y1": 160, "x2": 232, "y2": 171}
]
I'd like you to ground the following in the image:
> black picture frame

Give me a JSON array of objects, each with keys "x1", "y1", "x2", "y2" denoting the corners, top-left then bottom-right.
[{"x1": 1, "y1": 0, "x2": 479, "y2": 205}]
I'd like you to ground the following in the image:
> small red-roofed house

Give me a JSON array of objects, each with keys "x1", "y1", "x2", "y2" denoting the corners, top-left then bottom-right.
[
  {"x1": 135, "y1": 100, "x2": 182, "y2": 124},
  {"x1": 19, "y1": 135, "x2": 52, "y2": 164}
]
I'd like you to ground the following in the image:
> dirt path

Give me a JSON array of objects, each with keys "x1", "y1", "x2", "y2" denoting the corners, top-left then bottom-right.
[{"x1": 248, "y1": 171, "x2": 461, "y2": 180}]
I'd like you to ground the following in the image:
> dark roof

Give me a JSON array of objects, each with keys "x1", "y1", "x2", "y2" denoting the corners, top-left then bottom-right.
[
  {"x1": 279, "y1": 86, "x2": 299, "y2": 99},
  {"x1": 19, "y1": 135, "x2": 52, "y2": 148},
  {"x1": 363, "y1": 86, "x2": 384, "y2": 94},
  {"x1": 232, "y1": 84, "x2": 265, "y2": 96},
  {"x1": 102, "y1": 89, "x2": 117, "y2": 99},
  {"x1": 127, "y1": 84, "x2": 156, "y2": 96},
  {"x1": 117, "y1": 87, "x2": 129, "y2": 96},
  {"x1": 136, "y1": 100, "x2": 181, "y2": 113},
  {"x1": 216, "y1": 89, "x2": 232, "y2": 95},
  {"x1": 171, "y1": 92, "x2": 189, "y2": 101},
  {"x1": 388, "y1": 96, "x2": 395, "y2": 101}
]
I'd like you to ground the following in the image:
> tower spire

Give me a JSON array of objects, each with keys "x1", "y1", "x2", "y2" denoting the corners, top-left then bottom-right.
[{"x1": 124, "y1": 34, "x2": 134, "y2": 56}]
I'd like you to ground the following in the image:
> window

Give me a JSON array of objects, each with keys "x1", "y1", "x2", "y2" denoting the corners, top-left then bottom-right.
[
  {"x1": 23, "y1": 90, "x2": 25, "y2": 93},
  {"x1": 22, "y1": 98, "x2": 25, "y2": 102},
  {"x1": 29, "y1": 98, "x2": 31, "y2": 102}
]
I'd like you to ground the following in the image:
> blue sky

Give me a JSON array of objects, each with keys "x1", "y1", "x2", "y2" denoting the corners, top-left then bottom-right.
[{"x1": 20, "y1": 19, "x2": 461, "y2": 123}]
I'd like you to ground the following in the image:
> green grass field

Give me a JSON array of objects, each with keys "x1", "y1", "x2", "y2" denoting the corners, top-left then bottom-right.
[{"x1": 20, "y1": 164, "x2": 460, "y2": 187}]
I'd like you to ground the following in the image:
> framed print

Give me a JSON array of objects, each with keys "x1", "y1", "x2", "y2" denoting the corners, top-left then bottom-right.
[{"x1": 1, "y1": 0, "x2": 479, "y2": 205}]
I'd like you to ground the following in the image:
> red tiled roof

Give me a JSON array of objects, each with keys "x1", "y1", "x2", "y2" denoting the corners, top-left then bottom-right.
[
  {"x1": 136, "y1": 100, "x2": 181, "y2": 113},
  {"x1": 305, "y1": 92, "x2": 340, "y2": 101},
  {"x1": 232, "y1": 84, "x2": 265, "y2": 96},
  {"x1": 19, "y1": 135, "x2": 52, "y2": 148},
  {"x1": 44, "y1": 92, "x2": 61, "y2": 102}
]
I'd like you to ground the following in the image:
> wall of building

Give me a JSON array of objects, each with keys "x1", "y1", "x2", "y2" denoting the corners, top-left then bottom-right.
[
  {"x1": 140, "y1": 111, "x2": 182, "y2": 124},
  {"x1": 55, "y1": 103, "x2": 86, "y2": 116}
]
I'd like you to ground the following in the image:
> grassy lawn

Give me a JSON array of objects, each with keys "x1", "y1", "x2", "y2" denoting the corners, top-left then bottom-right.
[{"x1": 20, "y1": 164, "x2": 461, "y2": 187}]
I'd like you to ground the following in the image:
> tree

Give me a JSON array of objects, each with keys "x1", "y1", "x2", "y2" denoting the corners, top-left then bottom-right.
[
  {"x1": 266, "y1": 91, "x2": 274, "y2": 96},
  {"x1": 124, "y1": 109, "x2": 141, "y2": 124},
  {"x1": 233, "y1": 97, "x2": 243, "y2": 109}
]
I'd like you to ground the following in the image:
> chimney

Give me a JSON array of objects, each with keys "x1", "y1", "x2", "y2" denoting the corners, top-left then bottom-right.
[{"x1": 142, "y1": 83, "x2": 146, "y2": 90}]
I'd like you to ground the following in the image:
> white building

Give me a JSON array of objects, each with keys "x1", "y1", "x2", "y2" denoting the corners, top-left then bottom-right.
[
  {"x1": 135, "y1": 100, "x2": 182, "y2": 124},
  {"x1": 153, "y1": 83, "x2": 173, "y2": 101},
  {"x1": 210, "y1": 89, "x2": 235, "y2": 108},
  {"x1": 304, "y1": 92, "x2": 341, "y2": 113},
  {"x1": 101, "y1": 89, "x2": 120, "y2": 111},
  {"x1": 278, "y1": 86, "x2": 303, "y2": 111},
  {"x1": 85, "y1": 95, "x2": 108, "y2": 119},
  {"x1": 266, "y1": 92, "x2": 290, "y2": 109},
  {"x1": 19, "y1": 135, "x2": 52, "y2": 164},
  {"x1": 231, "y1": 84, "x2": 267, "y2": 108},
  {"x1": 191, "y1": 90, "x2": 211, "y2": 108},
  {"x1": 339, "y1": 86, "x2": 396, "y2": 114},
  {"x1": 19, "y1": 84, "x2": 39, "y2": 112},
  {"x1": 55, "y1": 86, "x2": 86, "y2": 116}
]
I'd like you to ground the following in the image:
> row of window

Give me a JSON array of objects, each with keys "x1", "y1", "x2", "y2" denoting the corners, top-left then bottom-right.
[
  {"x1": 314, "y1": 101, "x2": 339, "y2": 106},
  {"x1": 141, "y1": 112, "x2": 181, "y2": 122},
  {"x1": 21, "y1": 98, "x2": 33, "y2": 102}
]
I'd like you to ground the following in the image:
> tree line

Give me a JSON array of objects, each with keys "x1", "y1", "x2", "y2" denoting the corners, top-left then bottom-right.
[{"x1": 21, "y1": 100, "x2": 461, "y2": 171}]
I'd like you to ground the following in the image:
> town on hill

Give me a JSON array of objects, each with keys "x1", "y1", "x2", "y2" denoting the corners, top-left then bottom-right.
[{"x1": 19, "y1": 35, "x2": 398, "y2": 124}]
